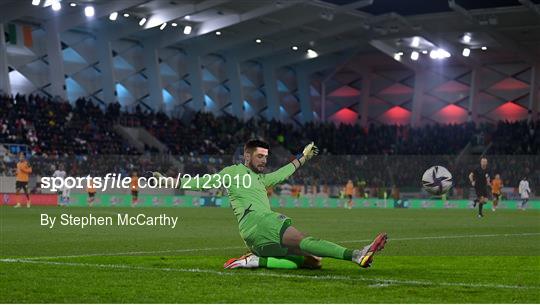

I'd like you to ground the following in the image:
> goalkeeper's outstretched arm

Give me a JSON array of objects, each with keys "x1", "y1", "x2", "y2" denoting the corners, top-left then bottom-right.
[
  {"x1": 263, "y1": 142, "x2": 318, "y2": 188},
  {"x1": 150, "y1": 142, "x2": 318, "y2": 190}
]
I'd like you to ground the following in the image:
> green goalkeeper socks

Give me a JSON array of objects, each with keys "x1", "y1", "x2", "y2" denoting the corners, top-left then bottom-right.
[
  {"x1": 299, "y1": 236, "x2": 354, "y2": 260},
  {"x1": 259, "y1": 256, "x2": 304, "y2": 269},
  {"x1": 256, "y1": 237, "x2": 354, "y2": 269}
]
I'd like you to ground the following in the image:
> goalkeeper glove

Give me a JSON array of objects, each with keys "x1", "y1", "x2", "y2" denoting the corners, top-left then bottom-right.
[
  {"x1": 146, "y1": 171, "x2": 165, "y2": 179},
  {"x1": 302, "y1": 142, "x2": 319, "y2": 161},
  {"x1": 147, "y1": 171, "x2": 180, "y2": 189},
  {"x1": 295, "y1": 142, "x2": 319, "y2": 167}
]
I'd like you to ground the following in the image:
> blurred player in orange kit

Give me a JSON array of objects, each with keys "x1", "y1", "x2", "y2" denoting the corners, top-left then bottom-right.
[
  {"x1": 131, "y1": 171, "x2": 139, "y2": 207},
  {"x1": 87, "y1": 177, "x2": 97, "y2": 207},
  {"x1": 491, "y1": 174, "x2": 503, "y2": 211},
  {"x1": 14, "y1": 152, "x2": 32, "y2": 208},
  {"x1": 345, "y1": 180, "x2": 354, "y2": 209}
]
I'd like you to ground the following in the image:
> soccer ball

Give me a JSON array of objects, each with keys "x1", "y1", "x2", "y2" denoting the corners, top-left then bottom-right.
[{"x1": 422, "y1": 166, "x2": 453, "y2": 195}]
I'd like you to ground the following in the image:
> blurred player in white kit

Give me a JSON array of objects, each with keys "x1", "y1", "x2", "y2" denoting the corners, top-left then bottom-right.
[{"x1": 52, "y1": 164, "x2": 70, "y2": 206}]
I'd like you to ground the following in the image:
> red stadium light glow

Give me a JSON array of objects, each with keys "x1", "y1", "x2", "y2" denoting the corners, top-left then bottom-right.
[
  {"x1": 434, "y1": 104, "x2": 468, "y2": 124},
  {"x1": 491, "y1": 102, "x2": 528, "y2": 122},
  {"x1": 380, "y1": 106, "x2": 410, "y2": 125},
  {"x1": 330, "y1": 108, "x2": 358, "y2": 125}
]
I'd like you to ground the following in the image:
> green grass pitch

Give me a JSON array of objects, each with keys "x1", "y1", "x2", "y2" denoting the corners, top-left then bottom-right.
[{"x1": 1, "y1": 206, "x2": 539, "y2": 303}]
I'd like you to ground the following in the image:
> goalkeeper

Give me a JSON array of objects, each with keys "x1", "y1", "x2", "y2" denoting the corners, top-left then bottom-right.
[{"x1": 154, "y1": 140, "x2": 387, "y2": 270}]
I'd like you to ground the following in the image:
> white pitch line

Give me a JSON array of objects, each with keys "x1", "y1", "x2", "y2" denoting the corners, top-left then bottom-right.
[
  {"x1": 17, "y1": 246, "x2": 245, "y2": 260},
  {"x1": 7, "y1": 232, "x2": 540, "y2": 261},
  {"x1": 0, "y1": 258, "x2": 536, "y2": 290},
  {"x1": 338, "y1": 232, "x2": 540, "y2": 243}
]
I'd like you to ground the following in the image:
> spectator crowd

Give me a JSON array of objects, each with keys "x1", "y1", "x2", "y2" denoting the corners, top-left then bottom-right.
[{"x1": 1, "y1": 94, "x2": 538, "y2": 191}]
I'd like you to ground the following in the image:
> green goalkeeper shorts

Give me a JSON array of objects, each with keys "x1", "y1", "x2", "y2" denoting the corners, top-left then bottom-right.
[{"x1": 239, "y1": 211, "x2": 292, "y2": 257}]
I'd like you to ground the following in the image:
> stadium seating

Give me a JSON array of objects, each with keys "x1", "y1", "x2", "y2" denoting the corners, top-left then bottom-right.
[
  {"x1": 0, "y1": 94, "x2": 538, "y2": 191},
  {"x1": 0, "y1": 94, "x2": 138, "y2": 156}
]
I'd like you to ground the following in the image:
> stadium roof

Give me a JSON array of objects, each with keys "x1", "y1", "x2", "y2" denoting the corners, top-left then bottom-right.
[
  {"x1": 323, "y1": 0, "x2": 540, "y2": 15},
  {"x1": 2, "y1": 0, "x2": 540, "y2": 68}
]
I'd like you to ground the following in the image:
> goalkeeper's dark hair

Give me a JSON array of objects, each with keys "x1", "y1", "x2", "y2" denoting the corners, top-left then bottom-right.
[{"x1": 244, "y1": 139, "x2": 269, "y2": 153}]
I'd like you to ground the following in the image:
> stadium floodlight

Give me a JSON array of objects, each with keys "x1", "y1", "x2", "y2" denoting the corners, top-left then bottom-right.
[
  {"x1": 184, "y1": 15, "x2": 191, "y2": 20},
  {"x1": 463, "y1": 33, "x2": 472, "y2": 43},
  {"x1": 69, "y1": 2, "x2": 76, "y2": 7},
  {"x1": 481, "y1": 46, "x2": 487, "y2": 50},
  {"x1": 255, "y1": 39, "x2": 262, "y2": 44},
  {"x1": 411, "y1": 51, "x2": 419, "y2": 61},
  {"x1": 160, "y1": 23, "x2": 167, "y2": 30},
  {"x1": 421, "y1": 50, "x2": 428, "y2": 54},
  {"x1": 215, "y1": 31, "x2": 221, "y2": 36},
  {"x1": 171, "y1": 22, "x2": 178, "y2": 27},
  {"x1": 307, "y1": 49, "x2": 318, "y2": 58},
  {"x1": 394, "y1": 53, "x2": 402, "y2": 61},
  {"x1": 430, "y1": 49, "x2": 450, "y2": 59},
  {"x1": 123, "y1": 13, "x2": 129, "y2": 17},
  {"x1": 411, "y1": 36, "x2": 420, "y2": 48},
  {"x1": 462, "y1": 48, "x2": 470, "y2": 57},
  {"x1": 109, "y1": 12, "x2": 118, "y2": 21},
  {"x1": 292, "y1": 46, "x2": 299, "y2": 51},
  {"x1": 139, "y1": 17, "x2": 147, "y2": 26},
  {"x1": 32, "y1": 0, "x2": 40, "y2": 6},
  {"x1": 51, "y1": 0, "x2": 61, "y2": 11},
  {"x1": 183, "y1": 25, "x2": 192, "y2": 34},
  {"x1": 84, "y1": 6, "x2": 95, "y2": 17}
]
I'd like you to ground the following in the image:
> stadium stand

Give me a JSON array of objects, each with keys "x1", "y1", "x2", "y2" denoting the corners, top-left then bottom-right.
[
  {"x1": 0, "y1": 94, "x2": 138, "y2": 155},
  {"x1": 3, "y1": 94, "x2": 539, "y2": 157},
  {"x1": 1, "y1": 94, "x2": 538, "y2": 193}
]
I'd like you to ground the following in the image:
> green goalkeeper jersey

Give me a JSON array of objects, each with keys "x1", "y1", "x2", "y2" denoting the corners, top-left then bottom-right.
[{"x1": 181, "y1": 162, "x2": 296, "y2": 223}]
